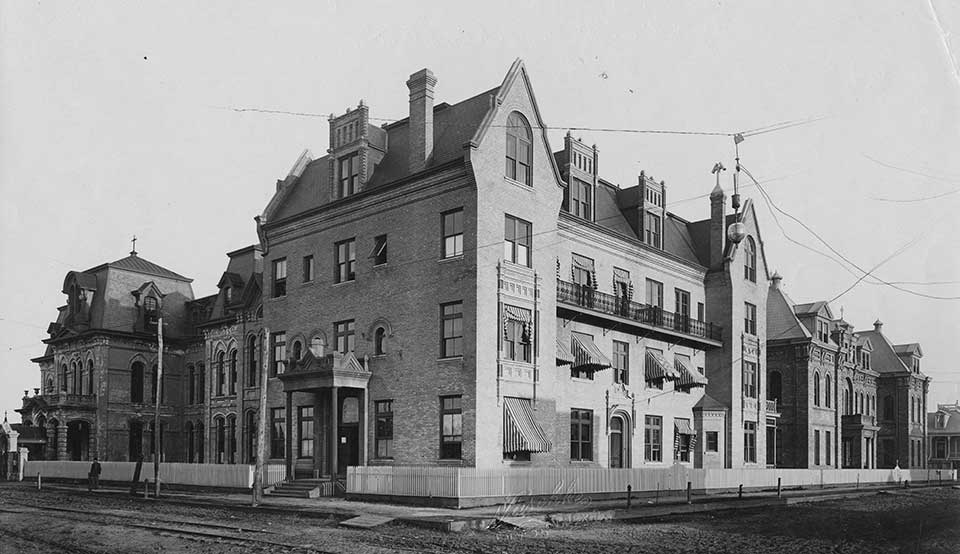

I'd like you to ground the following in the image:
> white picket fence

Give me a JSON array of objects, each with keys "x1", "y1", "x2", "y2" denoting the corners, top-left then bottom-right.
[
  {"x1": 346, "y1": 465, "x2": 958, "y2": 499},
  {"x1": 24, "y1": 461, "x2": 287, "y2": 489}
]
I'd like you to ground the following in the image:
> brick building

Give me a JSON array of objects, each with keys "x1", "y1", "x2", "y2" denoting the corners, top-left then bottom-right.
[
  {"x1": 766, "y1": 276, "x2": 929, "y2": 469},
  {"x1": 18, "y1": 59, "x2": 929, "y2": 486}
]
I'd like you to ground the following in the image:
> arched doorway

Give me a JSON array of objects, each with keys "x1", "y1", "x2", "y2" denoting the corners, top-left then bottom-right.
[
  {"x1": 609, "y1": 414, "x2": 630, "y2": 468},
  {"x1": 66, "y1": 420, "x2": 90, "y2": 461}
]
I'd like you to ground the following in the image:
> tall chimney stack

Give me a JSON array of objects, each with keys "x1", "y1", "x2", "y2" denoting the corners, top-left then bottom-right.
[
  {"x1": 709, "y1": 183, "x2": 727, "y2": 267},
  {"x1": 406, "y1": 68, "x2": 437, "y2": 174}
]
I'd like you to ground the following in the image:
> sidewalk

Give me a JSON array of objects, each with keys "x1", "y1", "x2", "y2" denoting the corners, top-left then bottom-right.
[{"x1": 16, "y1": 479, "x2": 951, "y2": 532}]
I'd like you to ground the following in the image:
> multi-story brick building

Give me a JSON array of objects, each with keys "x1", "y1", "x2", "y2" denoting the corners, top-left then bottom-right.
[
  {"x1": 767, "y1": 277, "x2": 929, "y2": 469},
  {"x1": 929, "y1": 402, "x2": 960, "y2": 470},
  {"x1": 19, "y1": 60, "x2": 932, "y2": 487}
]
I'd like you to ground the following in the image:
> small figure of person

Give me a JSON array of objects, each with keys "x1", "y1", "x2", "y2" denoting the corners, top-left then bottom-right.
[{"x1": 88, "y1": 456, "x2": 101, "y2": 491}]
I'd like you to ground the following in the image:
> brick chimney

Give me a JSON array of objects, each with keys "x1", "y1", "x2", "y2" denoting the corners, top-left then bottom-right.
[
  {"x1": 771, "y1": 271, "x2": 782, "y2": 290},
  {"x1": 406, "y1": 68, "x2": 437, "y2": 174},
  {"x1": 710, "y1": 183, "x2": 726, "y2": 267},
  {"x1": 874, "y1": 319, "x2": 883, "y2": 332}
]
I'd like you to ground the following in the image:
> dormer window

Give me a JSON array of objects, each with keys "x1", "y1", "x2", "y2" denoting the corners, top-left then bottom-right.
[
  {"x1": 338, "y1": 152, "x2": 359, "y2": 198},
  {"x1": 913, "y1": 359, "x2": 920, "y2": 373},
  {"x1": 817, "y1": 321, "x2": 830, "y2": 343},
  {"x1": 744, "y1": 236, "x2": 757, "y2": 282},
  {"x1": 505, "y1": 112, "x2": 532, "y2": 185},
  {"x1": 566, "y1": 179, "x2": 591, "y2": 220},
  {"x1": 144, "y1": 296, "x2": 158, "y2": 314},
  {"x1": 224, "y1": 287, "x2": 232, "y2": 304}
]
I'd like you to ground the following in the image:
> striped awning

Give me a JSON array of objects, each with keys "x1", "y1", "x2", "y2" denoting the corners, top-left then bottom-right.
[
  {"x1": 503, "y1": 397, "x2": 552, "y2": 453},
  {"x1": 674, "y1": 419, "x2": 696, "y2": 435},
  {"x1": 674, "y1": 357, "x2": 708, "y2": 388},
  {"x1": 571, "y1": 333, "x2": 612, "y2": 372},
  {"x1": 503, "y1": 305, "x2": 533, "y2": 341},
  {"x1": 556, "y1": 337, "x2": 575, "y2": 366},
  {"x1": 645, "y1": 350, "x2": 679, "y2": 381}
]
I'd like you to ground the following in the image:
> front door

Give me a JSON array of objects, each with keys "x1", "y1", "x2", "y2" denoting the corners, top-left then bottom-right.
[
  {"x1": 609, "y1": 416, "x2": 625, "y2": 468},
  {"x1": 337, "y1": 424, "x2": 359, "y2": 475}
]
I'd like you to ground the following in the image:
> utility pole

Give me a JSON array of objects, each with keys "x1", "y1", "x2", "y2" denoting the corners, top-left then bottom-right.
[
  {"x1": 154, "y1": 316, "x2": 163, "y2": 498},
  {"x1": 252, "y1": 326, "x2": 270, "y2": 506}
]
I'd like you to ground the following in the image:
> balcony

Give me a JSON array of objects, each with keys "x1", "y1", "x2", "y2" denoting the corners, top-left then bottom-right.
[
  {"x1": 556, "y1": 279, "x2": 722, "y2": 348},
  {"x1": 38, "y1": 393, "x2": 97, "y2": 410},
  {"x1": 842, "y1": 413, "x2": 878, "y2": 428},
  {"x1": 766, "y1": 399, "x2": 780, "y2": 416}
]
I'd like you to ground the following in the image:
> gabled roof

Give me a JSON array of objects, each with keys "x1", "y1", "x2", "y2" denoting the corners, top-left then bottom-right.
[
  {"x1": 857, "y1": 328, "x2": 915, "y2": 375},
  {"x1": 767, "y1": 285, "x2": 812, "y2": 342},
  {"x1": 794, "y1": 300, "x2": 834, "y2": 319},
  {"x1": 893, "y1": 343, "x2": 923, "y2": 358},
  {"x1": 694, "y1": 393, "x2": 728, "y2": 411},
  {"x1": 217, "y1": 272, "x2": 244, "y2": 289},
  {"x1": 87, "y1": 254, "x2": 191, "y2": 282}
]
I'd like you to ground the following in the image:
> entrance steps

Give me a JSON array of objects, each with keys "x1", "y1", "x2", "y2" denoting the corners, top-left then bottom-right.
[{"x1": 267, "y1": 478, "x2": 335, "y2": 498}]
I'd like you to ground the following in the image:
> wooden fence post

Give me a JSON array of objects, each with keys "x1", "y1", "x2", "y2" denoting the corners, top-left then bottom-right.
[{"x1": 626, "y1": 484, "x2": 632, "y2": 510}]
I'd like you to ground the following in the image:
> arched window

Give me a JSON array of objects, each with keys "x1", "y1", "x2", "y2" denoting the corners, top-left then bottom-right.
[
  {"x1": 86, "y1": 359, "x2": 94, "y2": 395},
  {"x1": 227, "y1": 415, "x2": 237, "y2": 464},
  {"x1": 825, "y1": 374, "x2": 832, "y2": 408},
  {"x1": 197, "y1": 363, "x2": 205, "y2": 404},
  {"x1": 813, "y1": 372, "x2": 821, "y2": 407},
  {"x1": 229, "y1": 350, "x2": 238, "y2": 395},
  {"x1": 188, "y1": 365, "x2": 196, "y2": 404},
  {"x1": 215, "y1": 417, "x2": 226, "y2": 464},
  {"x1": 292, "y1": 340, "x2": 302, "y2": 362},
  {"x1": 744, "y1": 236, "x2": 757, "y2": 282},
  {"x1": 131, "y1": 362, "x2": 144, "y2": 403},
  {"x1": 246, "y1": 335, "x2": 258, "y2": 387},
  {"x1": 45, "y1": 378, "x2": 54, "y2": 394},
  {"x1": 216, "y1": 351, "x2": 226, "y2": 397},
  {"x1": 505, "y1": 112, "x2": 533, "y2": 185},
  {"x1": 245, "y1": 410, "x2": 257, "y2": 463},
  {"x1": 186, "y1": 421, "x2": 195, "y2": 463},
  {"x1": 374, "y1": 327, "x2": 386, "y2": 356},
  {"x1": 69, "y1": 361, "x2": 77, "y2": 394},
  {"x1": 768, "y1": 371, "x2": 782, "y2": 402},
  {"x1": 196, "y1": 421, "x2": 205, "y2": 463},
  {"x1": 60, "y1": 364, "x2": 68, "y2": 392},
  {"x1": 845, "y1": 378, "x2": 854, "y2": 415}
]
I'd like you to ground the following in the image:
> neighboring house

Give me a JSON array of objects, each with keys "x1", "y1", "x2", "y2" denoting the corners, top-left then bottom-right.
[
  {"x1": 765, "y1": 278, "x2": 881, "y2": 468},
  {"x1": 929, "y1": 402, "x2": 960, "y2": 470}
]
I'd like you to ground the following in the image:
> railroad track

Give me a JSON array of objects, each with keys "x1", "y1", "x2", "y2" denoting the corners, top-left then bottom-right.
[{"x1": 0, "y1": 504, "x2": 341, "y2": 553}]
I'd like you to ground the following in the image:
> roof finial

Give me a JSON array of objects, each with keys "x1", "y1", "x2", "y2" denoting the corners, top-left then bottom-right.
[{"x1": 130, "y1": 235, "x2": 138, "y2": 256}]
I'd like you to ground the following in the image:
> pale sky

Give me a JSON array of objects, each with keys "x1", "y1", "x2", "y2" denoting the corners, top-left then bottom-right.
[{"x1": 2, "y1": 1, "x2": 958, "y2": 420}]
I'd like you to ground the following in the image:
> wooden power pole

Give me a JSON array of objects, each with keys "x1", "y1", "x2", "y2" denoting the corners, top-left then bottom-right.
[
  {"x1": 154, "y1": 316, "x2": 163, "y2": 498},
  {"x1": 252, "y1": 326, "x2": 270, "y2": 506}
]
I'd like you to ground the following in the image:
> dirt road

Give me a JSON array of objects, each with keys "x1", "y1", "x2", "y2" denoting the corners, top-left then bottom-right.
[{"x1": 0, "y1": 484, "x2": 958, "y2": 553}]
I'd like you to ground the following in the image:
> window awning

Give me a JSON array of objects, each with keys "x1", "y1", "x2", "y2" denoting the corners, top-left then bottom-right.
[
  {"x1": 556, "y1": 338, "x2": 574, "y2": 366},
  {"x1": 674, "y1": 356, "x2": 708, "y2": 388},
  {"x1": 503, "y1": 397, "x2": 551, "y2": 453},
  {"x1": 645, "y1": 350, "x2": 679, "y2": 381},
  {"x1": 503, "y1": 306, "x2": 533, "y2": 341},
  {"x1": 674, "y1": 419, "x2": 696, "y2": 435},
  {"x1": 571, "y1": 333, "x2": 612, "y2": 372}
]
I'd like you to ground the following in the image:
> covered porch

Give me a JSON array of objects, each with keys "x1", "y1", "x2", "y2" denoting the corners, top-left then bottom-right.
[{"x1": 278, "y1": 351, "x2": 371, "y2": 485}]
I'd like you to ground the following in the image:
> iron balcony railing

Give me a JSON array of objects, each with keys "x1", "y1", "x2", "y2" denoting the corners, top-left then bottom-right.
[
  {"x1": 557, "y1": 279, "x2": 723, "y2": 342},
  {"x1": 766, "y1": 399, "x2": 779, "y2": 413}
]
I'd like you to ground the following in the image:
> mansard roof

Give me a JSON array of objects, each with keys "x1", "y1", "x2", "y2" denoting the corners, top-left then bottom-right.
[
  {"x1": 767, "y1": 285, "x2": 811, "y2": 342},
  {"x1": 87, "y1": 254, "x2": 191, "y2": 282},
  {"x1": 857, "y1": 327, "x2": 920, "y2": 376}
]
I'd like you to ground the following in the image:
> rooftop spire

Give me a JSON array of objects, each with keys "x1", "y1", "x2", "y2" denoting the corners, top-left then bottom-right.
[{"x1": 130, "y1": 235, "x2": 138, "y2": 256}]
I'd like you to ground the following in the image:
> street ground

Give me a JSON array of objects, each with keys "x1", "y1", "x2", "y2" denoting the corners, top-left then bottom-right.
[{"x1": 0, "y1": 483, "x2": 958, "y2": 553}]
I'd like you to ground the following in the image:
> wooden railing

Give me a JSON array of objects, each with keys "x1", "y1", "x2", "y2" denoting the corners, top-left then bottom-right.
[{"x1": 556, "y1": 280, "x2": 722, "y2": 342}]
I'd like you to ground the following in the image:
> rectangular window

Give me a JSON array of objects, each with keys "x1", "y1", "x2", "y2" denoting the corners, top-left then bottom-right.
[
  {"x1": 441, "y1": 302, "x2": 463, "y2": 358},
  {"x1": 375, "y1": 400, "x2": 394, "y2": 459},
  {"x1": 744, "y1": 421, "x2": 757, "y2": 463},
  {"x1": 334, "y1": 320, "x2": 355, "y2": 353},
  {"x1": 645, "y1": 415, "x2": 662, "y2": 462},
  {"x1": 572, "y1": 254, "x2": 594, "y2": 287},
  {"x1": 272, "y1": 258, "x2": 287, "y2": 298},
  {"x1": 335, "y1": 238, "x2": 356, "y2": 283},
  {"x1": 503, "y1": 306, "x2": 532, "y2": 363},
  {"x1": 270, "y1": 407, "x2": 285, "y2": 459},
  {"x1": 440, "y1": 396, "x2": 462, "y2": 459},
  {"x1": 298, "y1": 406, "x2": 314, "y2": 459},
  {"x1": 613, "y1": 340, "x2": 629, "y2": 385},
  {"x1": 675, "y1": 288, "x2": 690, "y2": 332},
  {"x1": 302, "y1": 255, "x2": 314, "y2": 283},
  {"x1": 743, "y1": 361, "x2": 757, "y2": 398},
  {"x1": 697, "y1": 302, "x2": 705, "y2": 322},
  {"x1": 814, "y1": 429, "x2": 822, "y2": 465},
  {"x1": 441, "y1": 209, "x2": 464, "y2": 258},
  {"x1": 744, "y1": 302, "x2": 757, "y2": 335},
  {"x1": 644, "y1": 211, "x2": 661, "y2": 248},
  {"x1": 371, "y1": 234, "x2": 387, "y2": 266},
  {"x1": 676, "y1": 419, "x2": 692, "y2": 462},
  {"x1": 569, "y1": 178, "x2": 591, "y2": 220},
  {"x1": 504, "y1": 215, "x2": 532, "y2": 267},
  {"x1": 646, "y1": 279, "x2": 664, "y2": 309},
  {"x1": 270, "y1": 332, "x2": 286, "y2": 377},
  {"x1": 338, "y1": 152, "x2": 359, "y2": 198},
  {"x1": 706, "y1": 431, "x2": 719, "y2": 452},
  {"x1": 825, "y1": 430, "x2": 832, "y2": 466},
  {"x1": 570, "y1": 409, "x2": 593, "y2": 461}
]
